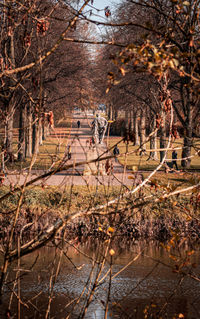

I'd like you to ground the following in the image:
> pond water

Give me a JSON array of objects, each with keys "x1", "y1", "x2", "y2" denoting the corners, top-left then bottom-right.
[{"x1": 1, "y1": 238, "x2": 200, "y2": 318}]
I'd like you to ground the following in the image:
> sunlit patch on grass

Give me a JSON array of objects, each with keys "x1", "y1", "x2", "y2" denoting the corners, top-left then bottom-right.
[
  {"x1": 108, "y1": 137, "x2": 200, "y2": 171},
  {"x1": 4, "y1": 128, "x2": 72, "y2": 170}
]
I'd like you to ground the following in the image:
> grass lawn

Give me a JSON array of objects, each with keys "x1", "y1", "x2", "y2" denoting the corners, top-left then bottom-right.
[
  {"x1": 5, "y1": 127, "x2": 72, "y2": 171},
  {"x1": 108, "y1": 137, "x2": 200, "y2": 171},
  {"x1": 0, "y1": 184, "x2": 123, "y2": 213}
]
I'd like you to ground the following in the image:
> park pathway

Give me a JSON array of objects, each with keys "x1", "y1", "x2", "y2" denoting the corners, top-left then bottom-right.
[{"x1": 5, "y1": 111, "x2": 133, "y2": 188}]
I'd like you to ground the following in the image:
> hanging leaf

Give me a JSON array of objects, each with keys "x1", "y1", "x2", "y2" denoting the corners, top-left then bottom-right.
[
  {"x1": 106, "y1": 87, "x2": 110, "y2": 94},
  {"x1": 37, "y1": 19, "x2": 49, "y2": 35},
  {"x1": 105, "y1": 7, "x2": 111, "y2": 17},
  {"x1": 109, "y1": 249, "x2": 115, "y2": 256},
  {"x1": 189, "y1": 38, "x2": 194, "y2": 47},
  {"x1": 107, "y1": 226, "x2": 115, "y2": 233},
  {"x1": 24, "y1": 34, "x2": 31, "y2": 47},
  {"x1": 119, "y1": 67, "x2": 126, "y2": 76}
]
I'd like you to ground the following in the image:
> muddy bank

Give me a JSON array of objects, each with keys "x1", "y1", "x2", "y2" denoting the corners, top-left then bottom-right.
[{"x1": 1, "y1": 206, "x2": 200, "y2": 243}]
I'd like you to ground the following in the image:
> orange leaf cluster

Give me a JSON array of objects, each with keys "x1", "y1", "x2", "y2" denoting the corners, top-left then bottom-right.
[
  {"x1": 105, "y1": 8, "x2": 111, "y2": 17},
  {"x1": 37, "y1": 19, "x2": 49, "y2": 35},
  {"x1": 24, "y1": 34, "x2": 31, "y2": 47}
]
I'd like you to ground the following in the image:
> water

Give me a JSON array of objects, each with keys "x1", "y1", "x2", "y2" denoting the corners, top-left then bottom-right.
[{"x1": 1, "y1": 239, "x2": 200, "y2": 318}]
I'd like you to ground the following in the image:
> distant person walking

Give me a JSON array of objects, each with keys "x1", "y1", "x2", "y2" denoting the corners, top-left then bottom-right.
[
  {"x1": 67, "y1": 145, "x2": 72, "y2": 160},
  {"x1": 172, "y1": 149, "x2": 178, "y2": 170},
  {"x1": 113, "y1": 145, "x2": 120, "y2": 162},
  {"x1": 77, "y1": 120, "x2": 81, "y2": 128},
  {"x1": 89, "y1": 137, "x2": 95, "y2": 147}
]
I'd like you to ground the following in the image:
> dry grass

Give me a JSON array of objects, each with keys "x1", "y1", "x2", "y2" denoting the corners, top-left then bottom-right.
[
  {"x1": 5, "y1": 127, "x2": 71, "y2": 170},
  {"x1": 108, "y1": 137, "x2": 200, "y2": 171},
  {"x1": 0, "y1": 185, "x2": 122, "y2": 213}
]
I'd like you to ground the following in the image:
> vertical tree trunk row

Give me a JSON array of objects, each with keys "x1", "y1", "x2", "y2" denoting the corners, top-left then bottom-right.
[
  {"x1": 26, "y1": 104, "x2": 33, "y2": 158},
  {"x1": 5, "y1": 105, "x2": 14, "y2": 155},
  {"x1": 181, "y1": 87, "x2": 193, "y2": 168},
  {"x1": 134, "y1": 110, "x2": 139, "y2": 146},
  {"x1": 149, "y1": 115, "x2": 158, "y2": 160},
  {"x1": 159, "y1": 109, "x2": 166, "y2": 162},
  {"x1": 18, "y1": 105, "x2": 26, "y2": 161},
  {"x1": 140, "y1": 109, "x2": 146, "y2": 151}
]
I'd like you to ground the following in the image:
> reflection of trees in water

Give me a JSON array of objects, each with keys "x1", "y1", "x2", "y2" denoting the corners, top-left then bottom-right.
[
  {"x1": 1, "y1": 182, "x2": 200, "y2": 318},
  {"x1": 1, "y1": 239, "x2": 200, "y2": 318}
]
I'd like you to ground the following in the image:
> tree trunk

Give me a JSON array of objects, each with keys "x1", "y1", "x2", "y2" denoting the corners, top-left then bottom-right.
[
  {"x1": 125, "y1": 109, "x2": 129, "y2": 130},
  {"x1": 32, "y1": 113, "x2": 39, "y2": 155},
  {"x1": 18, "y1": 105, "x2": 26, "y2": 161},
  {"x1": 26, "y1": 105, "x2": 32, "y2": 158},
  {"x1": 4, "y1": 32, "x2": 16, "y2": 155},
  {"x1": 149, "y1": 115, "x2": 158, "y2": 160},
  {"x1": 42, "y1": 116, "x2": 45, "y2": 141},
  {"x1": 42, "y1": 91, "x2": 47, "y2": 141},
  {"x1": 129, "y1": 109, "x2": 134, "y2": 131},
  {"x1": 140, "y1": 109, "x2": 146, "y2": 150},
  {"x1": 159, "y1": 109, "x2": 166, "y2": 162},
  {"x1": 108, "y1": 104, "x2": 113, "y2": 120},
  {"x1": 181, "y1": 106, "x2": 193, "y2": 168},
  {"x1": 44, "y1": 115, "x2": 50, "y2": 139},
  {"x1": 114, "y1": 108, "x2": 118, "y2": 121},
  {"x1": 5, "y1": 106, "x2": 14, "y2": 155},
  {"x1": 134, "y1": 110, "x2": 139, "y2": 145},
  {"x1": 173, "y1": 76, "x2": 193, "y2": 168},
  {"x1": 39, "y1": 117, "x2": 43, "y2": 146}
]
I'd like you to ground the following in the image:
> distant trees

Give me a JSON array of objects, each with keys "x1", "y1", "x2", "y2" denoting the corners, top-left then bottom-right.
[
  {"x1": 95, "y1": 0, "x2": 200, "y2": 167},
  {"x1": 1, "y1": 0, "x2": 199, "y2": 167},
  {"x1": 94, "y1": 2, "x2": 162, "y2": 157},
  {"x1": 0, "y1": 0, "x2": 93, "y2": 164}
]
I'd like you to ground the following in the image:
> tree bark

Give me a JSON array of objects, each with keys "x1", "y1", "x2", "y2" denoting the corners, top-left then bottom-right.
[
  {"x1": 44, "y1": 115, "x2": 50, "y2": 139},
  {"x1": 125, "y1": 109, "x2": 129, "y2": 130},
  {"x1": 134, "y1": 110, "x2": 139, "y2": 145},
  {"x1": 5, "y1": 105, "x2": 14, "y2": 155},
  {"x1": 108, "y1": 104, "x2": 113, "y2": 120},
  {"x1": 18, "y1": 105, "x2": 26, "y2": 161},
  {"x1": 159, "y1": 109, "x2": 166, "y2": 162},
  {"x1": 149, "y1": 115, "x2": 158, "y2": 160},
  {"x1": 129, "y1": 109, "x2": 134, "y2": 131},
  {"x1": 114, "y1": 108, "x2": 118, "y2": 121},
  {"x1": 140, "y1": 109, "x2": 146, "y2": 150},
  {"x1": 26, "y1": 105, "x2": 32, "y2": 158},
  {"x1": 173, "y1": 80, "x2": 193, "y2": 168},
  {"x1": 32, "y1": 113, "x2": 39, "y2": 155},
  {"x1": 4, "y1": 31, "x2": 16, "y2": 156},
  {"x1": 181, "y1": 103, "x2": 193, "y2": 168},
  {"x1": 39, "y1": 117, "x2": 43, "y2": 146},
  {"x1": 42, "y1": 115, "x2": 45, "y2": 141}
]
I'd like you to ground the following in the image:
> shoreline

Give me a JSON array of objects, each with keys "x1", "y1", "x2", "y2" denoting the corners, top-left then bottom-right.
[{"x1": 1, "y1": 207, "x2": 200, "y2": 244}]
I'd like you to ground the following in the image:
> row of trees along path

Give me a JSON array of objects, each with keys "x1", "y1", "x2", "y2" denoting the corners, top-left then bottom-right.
[{"x1": 4, "y1": 111, "x2": 134, "y2": 187}]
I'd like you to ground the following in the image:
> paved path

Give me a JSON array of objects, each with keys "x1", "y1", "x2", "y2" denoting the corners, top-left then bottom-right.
[{"x1": 5, "y1": 112, "x2": 133, "y2": 187}]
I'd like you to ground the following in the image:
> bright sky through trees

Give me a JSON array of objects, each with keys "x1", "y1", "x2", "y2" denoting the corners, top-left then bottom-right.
[
  {"x1": 86, "y1": 0, "x2": 121, "y2": 22},
  {"x1": 92, "y1": 0, "x2": 120, "y2": 11}
]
